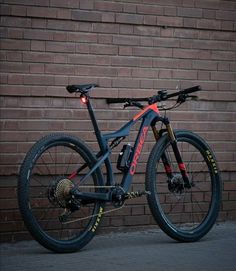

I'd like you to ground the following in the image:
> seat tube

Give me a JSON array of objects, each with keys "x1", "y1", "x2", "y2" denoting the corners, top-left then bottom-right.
[
  {"x1": 86, "y1": 98, "x2": 114, "y2": 185},
  {"x1": 86, "y1": 98, "x2": 106, "y2": 152}
]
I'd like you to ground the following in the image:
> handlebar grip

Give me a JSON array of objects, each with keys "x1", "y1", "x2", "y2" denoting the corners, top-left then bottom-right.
[{"x1": 182, "y1": 85, "x2": 201, "y2": 95}]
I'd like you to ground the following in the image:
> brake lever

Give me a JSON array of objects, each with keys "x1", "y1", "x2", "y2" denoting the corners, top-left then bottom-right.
[
  {"x1": 188, "y1": 95, "x2": 199, "y2": 101},
  {"x1": 177, "y1": 94, "x2": 199, "y2": 104},
  {"x1": 123, "y1": 101, "x2": 131, "y2": 109},
  {"x1": 124, "y1": 101, "x2": 144, "y2": 109}
]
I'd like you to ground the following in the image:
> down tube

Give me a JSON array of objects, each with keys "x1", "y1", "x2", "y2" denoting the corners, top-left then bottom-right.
[{"x1": 121, "y1": 112, "x2": 155, "y2": 192}]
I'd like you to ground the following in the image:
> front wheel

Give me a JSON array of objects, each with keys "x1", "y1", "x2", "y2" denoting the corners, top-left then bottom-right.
[
  {"x1": 146, "y1": 130, "x2": 221, "y2": 242},
  {"x1": 18, "y1": 134, "x2": 105, "y2": 253}
]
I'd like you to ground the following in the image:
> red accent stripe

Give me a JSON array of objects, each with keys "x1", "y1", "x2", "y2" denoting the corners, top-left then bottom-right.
[
  {"x1": 133, "y1": 104, "x2": 159, "y2": 121},
  {"x1": 68, "y1": 171, "x2": 77, "y2": 179},
  {"x1": 164, "y1": 164, "x2": 172, "y2": 174},
  {"x1": 179, "y1": 163, "x2": 186, "y2": 171}
]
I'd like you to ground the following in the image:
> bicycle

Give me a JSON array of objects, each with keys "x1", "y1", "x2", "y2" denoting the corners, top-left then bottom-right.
[{"x1": 18, "y1": 84, "x2": 221, "y2": 253}]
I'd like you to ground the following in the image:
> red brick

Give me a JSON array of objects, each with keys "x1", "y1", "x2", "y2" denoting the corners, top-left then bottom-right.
[
  {"x1": 123, "y1": 3, "x2": 137, "y2": 13},
  {"x1": 8, "y1": 74, "x2": 24, "y2": 85},
  {"x1": 211, "y1": 72, "x2": 236, "y2": 81},
  {"x1": 177, "y1": 7, "x2": 202, "y2": 18},
  {"x1": 112, "y1": 78, "x2": 139, "y2": 88},
  {"x1": 80, "y1": 0, "x2": 94, "y2": 10},
  {"x1": 71, "y1": 10, "x2": 101, "y2": 22},
  {"x1": 90, "y1": 44, "x2": 118, "y2": 55},
  {"x1": 216, "y1": 10, "x2": 236, "y2": 21},
  {"x1": 50, "y1": 0, "x2": 79, "y2": 8},
  {"x1": 47, "y1": 19, "x2": 77, "y2": 31},
  {"x1": 6, "y1": 51, "x2": 22, "y2": 61},
  {"x1": 94, "y1": 1, "x2": 123, "y2": 12},
  {"x1": 164, "y1": 6, "x2": 177, "y2": 16},
  {"x1": 68, "y1": 32, "x2": 98, "y2": 43},
  {"x1": 23, "y1": 52, "x2": 53, "y2": 63},
  {"x1": 102, "y1": 12, "x2": 115, "y2": 23},
  {"x1": 143, "y1": 15, "x2": 156, "y2": 25},
  {"x1": 7, "y1": 28, "x2": 23, "y2": 39},
  {"x1": 118, "y1": 46, "x2": 133, "y2": 56},
  {"x1": 93, "y1": 23, "x2": 119, "y2": 34},
  {"x1": 31, "y1": 40, "x2": 46, "y2": 51},
  {"x1": 197, "y1": 19, "x2": 221, "y2": 30},
  {"x1": 0, "y1": 4, "x2": 11, "y2": 16},
  {"x1": 30, "y1": 63, "x2": 45, "y2": 73},
  {"x1": 23, "y1": 74, "x2": 54, "y2": 85},
  {"x1": 46, "y1": 41, "x2": 75, "y2": 53},
  {"x1": 31, "y1": 18, "x2": 46, "y2": 28},
  {"x1": 192, "y1": 60, "x2": 217, "y2": 70},
  {"x1": 195, "y1": 0, "x2": 220, "y2": 9},
  {"x1": 137, "y1": 5, "x2": 163, "y2": 15},
  {"x1": 27, "y1": 6, "x2": 57, "y2": 18},
  {"x1": 57, "y1": 8, "x2": 71, "y2": 20},
  {"x1": 1, "y1": 16, "x2": 31, "y2": 28},
  {"x1": 116, "y1": 13, "x2": 143, "y2": 25},
  {"x1": 172, "y1": 70, "x2": 198, "y2": 80},
  {"x1": 45, "y1": 64, "x2": 74, "y2": 75},
  {"x1": 113, "y1": 35, "x2": 140, "y2": 46},
  {"x1": 0, "y1": 62, "x2": 29, "y2": 73},
  {"x1": 1, "y1": 39, "x2": 30, "y2": 50},
  {"x1": 156, "y1": 16, "x2": 183, "y2": 27}
]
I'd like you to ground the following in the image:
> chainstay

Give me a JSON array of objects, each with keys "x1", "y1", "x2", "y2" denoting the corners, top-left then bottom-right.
[{"x1": 62, "y1": 184, "x2": 122, "y2": 224}]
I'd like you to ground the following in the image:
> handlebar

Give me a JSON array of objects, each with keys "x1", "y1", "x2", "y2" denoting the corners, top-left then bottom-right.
[{"x1": 106, "y1": 85, "x2": 201, "y2": 105}]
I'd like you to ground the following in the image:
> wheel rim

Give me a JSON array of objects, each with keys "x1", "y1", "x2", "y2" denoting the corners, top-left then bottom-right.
[
  {"x1": 155, "y1": 137, "x2": 216, "y2": 233},
  {"x1": 27, "y1": 141, "x2": 100, "y2": 242}
]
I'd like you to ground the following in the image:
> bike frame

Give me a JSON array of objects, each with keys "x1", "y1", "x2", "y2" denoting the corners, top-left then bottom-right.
[{"x1": 70, "y1": 96, "x2": 190, "y2": 202}]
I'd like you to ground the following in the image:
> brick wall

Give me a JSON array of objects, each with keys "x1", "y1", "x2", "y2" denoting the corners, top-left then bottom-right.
[{"x1": 0, "y1": 0, "x2": 236, "y2": 241}]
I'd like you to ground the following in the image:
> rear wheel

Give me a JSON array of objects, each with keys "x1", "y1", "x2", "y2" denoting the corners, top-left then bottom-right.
[
  {"x1": 146, "y1": 130, "x2": 221, "y2": 242},
  {"x1": 18, "y1": 134, "x2": 104, "y2": 253}
]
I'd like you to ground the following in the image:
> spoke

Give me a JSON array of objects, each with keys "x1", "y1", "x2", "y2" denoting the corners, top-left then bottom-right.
[
  {"x1": 31, "y1": 176, "x2": 46, "y2": 187},
  {"x1": 65, "y1": 151, "x2": 74, "y2": 176},
  {"x1": 186, "y1": 151, "x2": 196, "y2": 172},
  {"x1": 41, "y1": 153, "x2": 52, "y2": 176},
  {"x1": 167, "y1": 193, "x2": 185, "y2": 214},
  {"x1": 55, "y1": 146, "x2": 57, "y2": 176},
  {"x1": 190, "y1": 189, "x2": 195, "y2": 226},
  {"x1": 192, "y1": 193, "x2": 208, "y2": 213},
  {"x1": 189, "y1": 161, "x2": 208, "y2": 182}
]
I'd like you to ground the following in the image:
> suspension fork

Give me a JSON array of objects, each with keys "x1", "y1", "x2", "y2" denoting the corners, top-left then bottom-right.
[
  {"x1": 164, "y1": 119, "x2": 191, "y2": 188},
  {"x1": 152, "y1": 126, "x2": 173, "y2": 179},
  {"x1": 152, "y1": 121, "x2": 191, "y2": 188}
]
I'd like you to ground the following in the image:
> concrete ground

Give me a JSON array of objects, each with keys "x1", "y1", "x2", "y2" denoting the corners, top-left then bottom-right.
[{"x1": 1, "y1": 222, "x2": 236, "y2": 271}]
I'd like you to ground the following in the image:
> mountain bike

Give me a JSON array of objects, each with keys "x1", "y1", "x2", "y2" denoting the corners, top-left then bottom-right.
[{"x1": 18, "y1": 84, "x2": 221, "y2": 253}]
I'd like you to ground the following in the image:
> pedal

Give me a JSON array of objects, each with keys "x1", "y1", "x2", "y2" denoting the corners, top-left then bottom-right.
[{"x1": 125, "y1": 190, "x2": 151, "y2": 200}]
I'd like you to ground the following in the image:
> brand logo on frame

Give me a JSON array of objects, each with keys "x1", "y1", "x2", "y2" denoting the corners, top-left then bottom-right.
[{"x1": 130, "y1": 126, "x2": 148, "y2": 175}]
